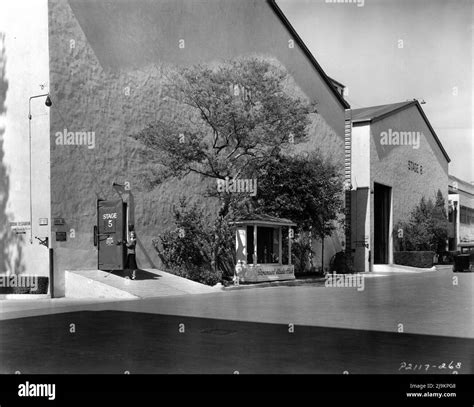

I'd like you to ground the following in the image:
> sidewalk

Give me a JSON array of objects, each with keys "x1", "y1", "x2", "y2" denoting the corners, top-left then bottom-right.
[
  {"x1": 66, "y1": 268, "x2": 219, "y2": 298},
  {"x1": 372, "y1": 264, "x2": 438, "y2": 273},
  {"x1": 224, "y1": 263, "x2": 442, "y2": 290},
  {"x1": 0, "y1": 268, "x2": 219, "y2": 321},
  {"x1": 223, "y1": 275, "x2": 325, "y2": 290}
]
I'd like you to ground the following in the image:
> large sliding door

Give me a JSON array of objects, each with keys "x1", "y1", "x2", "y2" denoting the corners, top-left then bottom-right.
[{"x1": 374, "y1": 183, "x2": 391, "y2": 264}]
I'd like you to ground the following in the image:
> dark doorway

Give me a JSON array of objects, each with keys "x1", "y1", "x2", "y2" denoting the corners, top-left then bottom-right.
[
  {"x1": 97, "y1": 199, "x2": 127, "y2": 270},
  {"x1": 256, "y1": 227, "x2": 278, "y2": 264},
  {"x1": 374, "y1": 183, "x2": 391, "y2": 264},
  {"x1": 247, "y1": 225, "x2": 254, "y2": 264}
]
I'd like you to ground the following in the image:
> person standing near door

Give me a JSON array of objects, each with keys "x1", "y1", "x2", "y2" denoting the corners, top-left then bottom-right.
[{"x1": 125, "y1": 229, "x2": 138, "y2": 280}]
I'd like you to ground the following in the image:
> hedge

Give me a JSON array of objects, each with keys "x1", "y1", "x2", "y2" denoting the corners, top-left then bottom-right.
[
  {"x1": 393, "y1": 251, "x2": 435, "y2": 268},
  {"x1": 0, "y1": 276, "x2": 49, "y2": 294}
]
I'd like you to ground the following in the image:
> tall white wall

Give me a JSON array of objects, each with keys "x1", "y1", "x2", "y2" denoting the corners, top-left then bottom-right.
[
  {"x1": 351, "y1": 124, "x2": 370, "y2": 189},
  {"x1": 0, "y1": 0, "x2": 50, "y2": 277},
  {"x1": 350, "y1": 124, "x2": 371, "y2": 272}
]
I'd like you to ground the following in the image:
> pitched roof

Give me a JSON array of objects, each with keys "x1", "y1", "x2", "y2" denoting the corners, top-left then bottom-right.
[
  {"x1": 328, "y1": 76, "x2": 346, "y2": 89},
  {"x1": 351, "y1": 101, "x2": 413, "y2": 123},
  {"x1": 351, "y1": 100, "x2": 450, "y2": 163},
  {"x1": 231, "y1": 214, "x2": 296, "y2": 227},
  {"x1": 268, "y1": 0, "x2": 350, "y2": 110},
  {"x1": 449, "y1": 175, "x2": 474, "y2": 195}
]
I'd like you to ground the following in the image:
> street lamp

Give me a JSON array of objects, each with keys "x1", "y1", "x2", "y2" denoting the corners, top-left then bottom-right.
[{"x1": 28, "y1": 93, "x2": 52, "y2": 244}]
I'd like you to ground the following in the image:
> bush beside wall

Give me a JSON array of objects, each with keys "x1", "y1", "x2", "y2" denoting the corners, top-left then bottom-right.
[{"x1": 394, "y1": 251, "x2": 435, "y2": 268}]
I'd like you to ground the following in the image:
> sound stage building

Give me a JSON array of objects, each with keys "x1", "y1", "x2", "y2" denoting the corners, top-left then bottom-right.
[
  {"x1": 1, "y1": 0, "x2": 351, "y2": 296},
  {"x1": 350, "y1": 100, "x2": 450, "y2": 272}
]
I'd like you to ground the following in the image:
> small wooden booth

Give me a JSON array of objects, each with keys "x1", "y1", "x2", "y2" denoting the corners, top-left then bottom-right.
[{"x1": 232, "y1": 215, "x2": 296, "y2": 283}]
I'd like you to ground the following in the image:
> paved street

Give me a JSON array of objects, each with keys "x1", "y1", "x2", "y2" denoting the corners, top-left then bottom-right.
[{"x1": 0, "y1": 267, "x2": 473, "y2": 373}]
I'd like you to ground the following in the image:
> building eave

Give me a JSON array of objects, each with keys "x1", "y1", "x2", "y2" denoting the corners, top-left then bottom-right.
[
  {"x1": 267, "y1": 0, "x2": 350, "y2": 110},
  {"x1": 352, "y1": 100, "x2": 451, "y2": 163}
]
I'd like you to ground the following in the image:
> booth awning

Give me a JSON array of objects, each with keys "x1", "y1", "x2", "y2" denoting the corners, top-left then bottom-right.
[{"x1": 231, "y1": 214, "x2": 296, "y2": 227}]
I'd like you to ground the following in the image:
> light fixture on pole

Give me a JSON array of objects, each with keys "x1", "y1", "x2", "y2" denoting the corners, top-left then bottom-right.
[{"x1": 28, "y1": 93, "x2": 52, "y2": 244}]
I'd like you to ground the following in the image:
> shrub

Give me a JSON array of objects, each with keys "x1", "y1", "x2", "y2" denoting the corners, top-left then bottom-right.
[
  {"x1": 153, "y1": 198, "x2": 235, "y2": 285},
  {"x1": 394, "y1": 190, "x2": 448, "y2": 254},
  {"x1": 394, "y1": 251, "x2": 435, "y2": 268},
  {"x1": 291, "y1": 234, "x2": 313, "y2": 274},
  {"x1": 329, "y1": 251, "x2": 352, "y2": 274},
  {"x1": 163, "y1": 264, "x2": 222, "y2": 286}
]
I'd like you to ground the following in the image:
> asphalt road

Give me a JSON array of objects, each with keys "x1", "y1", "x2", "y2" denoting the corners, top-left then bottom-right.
[
  {"x1": 0, "y1": 268, "x2": 472, "y2": 374},
  {"x1": 0, "y1": 309, "x2": 473, "y2": 374}
]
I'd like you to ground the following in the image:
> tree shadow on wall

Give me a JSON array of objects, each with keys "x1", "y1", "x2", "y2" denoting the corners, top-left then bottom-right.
[{"x1": 0, "y1": 33, "x2": 25, "y2": 275}]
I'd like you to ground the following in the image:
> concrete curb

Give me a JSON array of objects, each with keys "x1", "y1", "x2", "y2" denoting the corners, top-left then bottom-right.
[
  {"x1": 0, "y1": 294, "x2": 50, "y2": 300},
  {"x1": 222, "y1": 277, "x2": 325, "y2": 290},
  {"x1": 373, "y1": 264, "x2": 436, "y2": 273}
]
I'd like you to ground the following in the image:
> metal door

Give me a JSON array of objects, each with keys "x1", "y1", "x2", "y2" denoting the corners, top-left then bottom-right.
[{"x1": 97, "y1": 199, "x2": 127, "y2": 270}]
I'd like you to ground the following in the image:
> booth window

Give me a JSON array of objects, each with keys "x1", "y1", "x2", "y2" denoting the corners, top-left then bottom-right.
[
  {"x1": 257, "y1": 227, "x2": 279, "y2": 263},
  {"x1": 247, "y1": 226, "x2": 254, "y2": 264},
  {"x1": 246, "y1": 225, "x2": 280, "y2": 264}
]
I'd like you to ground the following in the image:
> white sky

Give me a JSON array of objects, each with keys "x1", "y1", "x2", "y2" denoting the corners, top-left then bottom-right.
[{"x1": 278, "y1": 0, "x2": 473, "y2": 182}]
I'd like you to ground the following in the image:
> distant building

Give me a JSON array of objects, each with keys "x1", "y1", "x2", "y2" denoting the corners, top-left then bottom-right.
[
  {"x1": 328, "y1": 77, "x2": 346, "y2": 99},
  {"x1": 350, "y1": 100, "x2": 450, "y2": 272},
  {"x1": 448, "y1": 175, "x2": 474, "y2": 250}
]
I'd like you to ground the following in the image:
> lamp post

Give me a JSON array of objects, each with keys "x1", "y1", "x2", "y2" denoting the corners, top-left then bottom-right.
[{"x1": 28, "y1": 93, "x2": 52, "y2": 244}]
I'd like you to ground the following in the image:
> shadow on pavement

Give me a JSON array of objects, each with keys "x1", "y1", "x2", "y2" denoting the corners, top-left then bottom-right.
[
  {"x1": 107, "y1": 269, "x2": 162, "y2": 280},
  {"x1": 0, "y1": 310, "x2": 472, "y2": 374}
]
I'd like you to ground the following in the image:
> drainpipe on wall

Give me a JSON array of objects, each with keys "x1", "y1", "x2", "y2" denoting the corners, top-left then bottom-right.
[
  {"x1": 49, "y1": 247, "x2": 54, "y2": 298},
  {"x1": 34, "y1": 236, "x2": 54, "y2": 297}
]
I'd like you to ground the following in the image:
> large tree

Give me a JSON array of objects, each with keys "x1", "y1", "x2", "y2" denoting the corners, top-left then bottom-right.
[
  {"x1": 230, "y1": 151, "x2": 344, "y2": 237},
  {"x1": 133, "y1": 58, "x2": 345, "y2": 281},
  {"x1": 132, "y1": 58, "x2": 316, "y2": 183}
]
